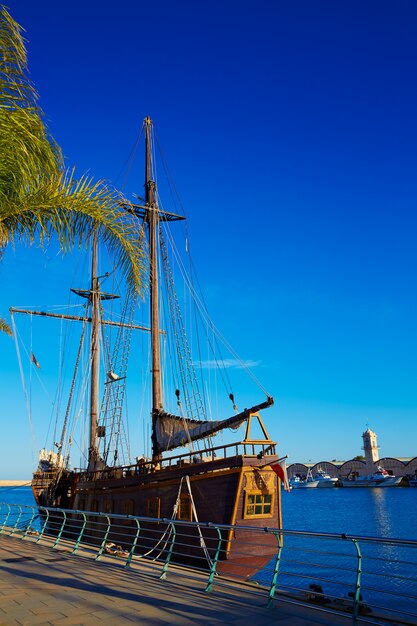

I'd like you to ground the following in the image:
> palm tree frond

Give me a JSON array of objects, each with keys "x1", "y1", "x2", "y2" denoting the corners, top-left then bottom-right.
[
  {"x1": 0, "y1": 6, "x2": 146, "y2": 337},
  {"x1": 0, "y1": 172, "x2": 146, "y2": 292},
  {"x1": 0, "y1": 6, "x2": 37, "y2": 109},
  {"x1": 0, "y1": 316, "x2": 12, "y2": 336}
]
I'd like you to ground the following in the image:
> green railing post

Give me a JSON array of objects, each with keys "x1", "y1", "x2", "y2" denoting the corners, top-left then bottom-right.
[
  {"x1": 267, "y1": 531, "x2": 284, "y2": 607},
  {"x1": 22, "y1": 507, "x2": 38, "y2": 539},
  {"x1": 10, "y1": 505, "x2": 23, "y2": 535},
  {"x1": 125, "y1": 517, "x2": 141, "y2": 569},
  {"x1": 159, "y1": 522, "x2": 176, "y2": 580},
  {"x1": 53, "y1": 510, "x2": 67, "y2": 548},
  {"x1": 0, "y1": 503, "x2": 11, "y2": 532},
  {"x1": 72, "y1": 511, "x2": 87, "y2": 554},
  {"x1": 351, "y1": 538, "x2": 362, "y2": 625},
  {"x1": 205, "y1": 524, "x2": 222, "y2": 592},
  {"x1": 96, "y1": 514, "x2": 111, "y2": 560},
  {"x1": 36, "y1": 508, "x2": 50, "y2": 543}
]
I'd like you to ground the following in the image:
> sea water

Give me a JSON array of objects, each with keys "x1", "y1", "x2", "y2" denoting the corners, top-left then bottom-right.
[
  {"x1": 0, "y1": 486, "x2": 39, "y2": 532},
  {"x1": 282, "y1": 486, "x2": 417, "y2": 539},
  {"x1": 259, "y1": 488, "x2": 417, "y2": 617},
  {"x1": 0, "y1": 486, "x2": 35, "y2": 508},
  {"x1": 1, "y1": 485, "x2": 417, "y2": 615}
]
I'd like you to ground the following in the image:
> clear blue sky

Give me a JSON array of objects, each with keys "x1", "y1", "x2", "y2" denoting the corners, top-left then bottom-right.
[{"x1": 1, "y1": 0, "x2": 417, "y2": 479}]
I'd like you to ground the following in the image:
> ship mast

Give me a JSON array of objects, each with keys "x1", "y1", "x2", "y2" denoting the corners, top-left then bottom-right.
[
  {"x1": 144, "y1": 117, "x2": 163, "y2": 460},
  {"x1": 89, "y1": 228, "x2": 100, "y2": 463}
]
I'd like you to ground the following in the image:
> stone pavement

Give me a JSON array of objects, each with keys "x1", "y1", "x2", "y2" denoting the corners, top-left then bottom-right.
[{"x1": 0, "y1": 534, "x2": 352, "y2": 626}]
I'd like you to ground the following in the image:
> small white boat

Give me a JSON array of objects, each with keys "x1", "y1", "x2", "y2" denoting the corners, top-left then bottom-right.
[
  {"x1": 313, "y1": 468, "x2": 338, "y2": 488},
  {"x1": 290, "y1": 470, "x2": 319, "y2": 489},
  {"x1": 341, "y1": 466, "x2": 402, "y2": 488}
]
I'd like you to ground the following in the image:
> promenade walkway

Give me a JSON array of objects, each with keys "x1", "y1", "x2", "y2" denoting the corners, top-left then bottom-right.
[{"x1": 0, "y1": 534, "x2": 352, "y2": 626}]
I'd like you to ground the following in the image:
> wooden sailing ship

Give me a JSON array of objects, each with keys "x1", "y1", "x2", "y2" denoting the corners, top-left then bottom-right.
[{"x1": 13, "y1": 118, "x2": 282, "y2": 578}]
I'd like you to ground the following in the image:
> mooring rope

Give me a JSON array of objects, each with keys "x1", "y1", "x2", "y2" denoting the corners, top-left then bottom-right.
[{"x1": 11, "y1": 314, "x2": 37, "y2": 462}]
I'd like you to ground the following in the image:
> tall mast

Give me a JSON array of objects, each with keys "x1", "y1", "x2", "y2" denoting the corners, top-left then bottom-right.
[
  {"x1": 89, "y1": 228, "x2": 100, "y2": 461},
  {"x1": 144, "y1": 116, "x2": 163, "y2": 460}
]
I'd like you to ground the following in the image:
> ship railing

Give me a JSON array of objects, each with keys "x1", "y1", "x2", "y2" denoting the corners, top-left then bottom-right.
[
  {"x1": 1, "y1": 502, "x2": 416, "y2": 625},
  {"x1": 74, "y1": 440, "x2": 277, "y2": 481}
]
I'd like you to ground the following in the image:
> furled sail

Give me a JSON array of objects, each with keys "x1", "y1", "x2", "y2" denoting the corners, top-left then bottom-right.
[{"x1": 153, "y1": 397, "x2": 273, "y2": 454}]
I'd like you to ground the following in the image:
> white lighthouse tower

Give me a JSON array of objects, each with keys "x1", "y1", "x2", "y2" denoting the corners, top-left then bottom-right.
[{"x1": 362, "y1": 427, "x2": 379, "y2": 471}]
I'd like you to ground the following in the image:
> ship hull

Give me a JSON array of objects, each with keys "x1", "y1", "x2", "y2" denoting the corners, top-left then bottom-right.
[
  {"x1": 316, "y1": 480, "x2": 338, "y2": 488},
  {"x1": 32, "y1": 455, "x2": 281, "y2": 579},
  {"x1": 341, "y1": 477, "x2": 402, "y2": 487},
  {"x1": 290, "y1": 480, "x2": 319, "y2": 489}
]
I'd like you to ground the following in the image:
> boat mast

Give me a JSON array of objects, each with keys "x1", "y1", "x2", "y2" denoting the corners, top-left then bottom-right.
[
  {"x1": 144, "y1": 116, "x2": 163, "y2": 460},
  {"x1": 89, "y1": 229, "x2": 100, "y2": 462}
]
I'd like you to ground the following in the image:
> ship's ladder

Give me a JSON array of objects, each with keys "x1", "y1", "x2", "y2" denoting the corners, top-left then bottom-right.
[{"x1": 98, "y1": 285, "x2": 137, "y2": 466}]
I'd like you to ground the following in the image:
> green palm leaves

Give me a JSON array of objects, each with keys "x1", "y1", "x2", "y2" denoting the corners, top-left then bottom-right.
[{"x1": 0, "y1": 6, "x2": 145, "y2": 334}]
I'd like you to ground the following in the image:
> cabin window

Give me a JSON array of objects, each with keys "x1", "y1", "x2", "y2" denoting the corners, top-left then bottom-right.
[
  {"x1": 147, "y1": 497, "x2": 160, "y2": 519},
  {"x1": 177, "y1": 494, "x2": 192, "y2": 521},
  {"x1": 123, "y1": 499, "x2": 134, "y2": 516},
  {"x1": 244, "y1": 491, "x2": 274, "y2": 519}
]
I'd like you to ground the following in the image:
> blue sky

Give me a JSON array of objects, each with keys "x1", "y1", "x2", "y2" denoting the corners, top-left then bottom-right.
[{"x1": 1, "y1": 0, "x2": 417, "y2": 478}]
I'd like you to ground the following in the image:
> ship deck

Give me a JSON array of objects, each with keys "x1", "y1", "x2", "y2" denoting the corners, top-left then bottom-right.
[{"x1": 0, "y1": 533, "x2": 352, "y2": 625}]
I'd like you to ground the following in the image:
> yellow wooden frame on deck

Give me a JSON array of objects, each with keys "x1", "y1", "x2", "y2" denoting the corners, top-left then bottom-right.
[{"x1": 243, "y1": 412, "x2": 273, "y2": 444}]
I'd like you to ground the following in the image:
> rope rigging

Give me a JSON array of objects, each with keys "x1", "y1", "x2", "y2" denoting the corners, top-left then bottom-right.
[
  {"x1": 153, "y1": 129, "x2": 271, "y2": 399},
  {"x1": 10, "y1": 314, "x2": 37, "y2": 467},
  {"x1": 152, "y1": 127, "x2": 272, "y2": 402},
  {"x1": 160, "y1": 218, "x2": 236, "y2": 399},
  {"x1": 159, "y1": 226, "x2": 207, "y2": 423},
  {"x1": 163, "y1": 218, "x2": 271, "y2": 398},
  {"x1": 98, "y1": 284, "x2": 138, "y2": 467},
  {"x1": 57, "y1": 319, "x2": 89, "y2": 465}
]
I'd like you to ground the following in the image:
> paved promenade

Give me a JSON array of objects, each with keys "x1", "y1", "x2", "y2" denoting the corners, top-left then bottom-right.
[{"x1": 0, "y1": 534, "x2": 352, "y2": 626}]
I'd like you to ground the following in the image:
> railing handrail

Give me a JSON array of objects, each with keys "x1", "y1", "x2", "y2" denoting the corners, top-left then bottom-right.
[
  {"x1": 2, "y1": 501, "x2": 417, "y2": 547},
  {"x1": 66, "y1": 439, "x2": 278, "y2": 476}
]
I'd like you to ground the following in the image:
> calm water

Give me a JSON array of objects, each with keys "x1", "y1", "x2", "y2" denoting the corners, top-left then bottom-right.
[
  {"x1": 0, "y1": 486, "x2": 35, "y2": 508},
  {"x1": 281, "y1": 486, "x2": 417, "y2": 539},
  {"x1": 2, "y1": 485, "x2": 417, "y2": 616},
  {"x1": 265, "y1": 488, "x2": 417, "y2": 618}
]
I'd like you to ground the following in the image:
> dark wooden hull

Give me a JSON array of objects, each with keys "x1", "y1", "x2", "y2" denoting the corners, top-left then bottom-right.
[{"x1": 32, "y1": 455, "x2": 281, "y2": 579}]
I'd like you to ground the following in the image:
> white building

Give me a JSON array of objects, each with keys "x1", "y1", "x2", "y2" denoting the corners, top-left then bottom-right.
[{"x1": 362, "y1": 428, "x2": 379, "y2": 470}]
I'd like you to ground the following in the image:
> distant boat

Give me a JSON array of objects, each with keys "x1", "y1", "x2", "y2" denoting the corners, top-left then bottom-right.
[
  {"x1": 313, "y1": 468, "x2": 338, "y2": 488},
  {"x1": 408, "y1": 478, "x2": 417, "y2": 487},
  {"x1": 290, "y1": 470, "x2": 319, "y2": 489},
  {"x1": 341, "y1": 466, "x2": 402, "y2": 488}
]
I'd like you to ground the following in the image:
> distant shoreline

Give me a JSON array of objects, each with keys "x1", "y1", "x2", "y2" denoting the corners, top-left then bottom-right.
[{"x1": 0, "y1": 480, "x2": 31, "y2": 486}]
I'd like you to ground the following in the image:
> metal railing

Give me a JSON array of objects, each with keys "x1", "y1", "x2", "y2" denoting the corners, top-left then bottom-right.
[
  {"x1": 72, "y1": 440, "x2": 277, "y2": 481},
  {"x1": 0, "y1": 502, "x2": 416, "y2": 625}
]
